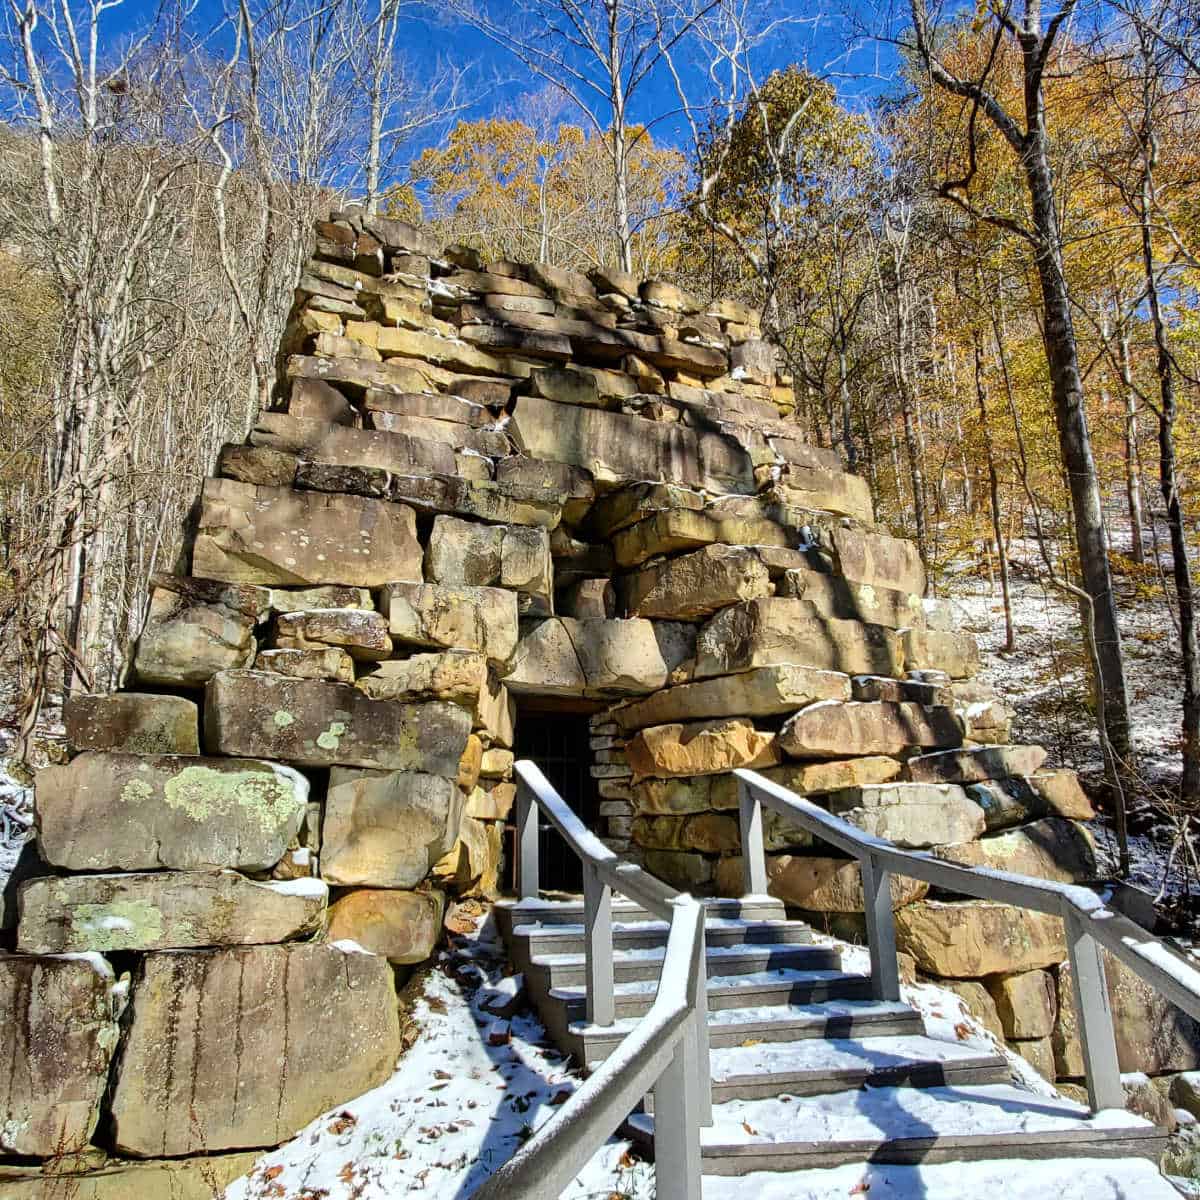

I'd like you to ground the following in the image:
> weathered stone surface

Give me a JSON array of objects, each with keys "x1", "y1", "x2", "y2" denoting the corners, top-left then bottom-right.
[
  {"x1": 133, "y1": 586, "x2": 256, "y2": 687},
  {"x1": 613, "y1": 666, "x2": 850, "y2": 731},
  {"x1": 0, "y1": 955, "x2": 118, "y2": 1156},
  {"x1": 1029, "y1": 769, "x2": 1095, "y2": 820},
  {"x1": 715, "y1": 854, "x2": 928, "y2": 911},
  {"x1": 434, "y1": 813, "x2": 502, "y2": 897},
  {"x1": 1055, "y1": 951, "x2": 1200, "y2": 1077},
  {"x1": 827, "y1": 782, "x2": 985, "y2": 848},
  {"x1": 253, "y1": 647, "x2": 356, "y2": 682},
  {"x1": 831, "y1": 526, "x2": 925, "y2": 595},
  {"x1": 382, "y1": 581, "x2": 519, "y2": 666},
  {"x1": 560, "y1": 577, "x2": 615, "y2": 619},
  {"x1": 1011, "y1": 1036, "x2": 1056, "y2": 1081},
  {"x1": 325, "y1": 888, "x2": 444, "y2": 964},
  {"x1": 64, "y1": 693, "x2": 199, "y2": 755},
  {"x1": 495, "y1": 455, "x2": 594, "y2": 524},
  {"x1": 894, "y1": 900, "x2": 1067, "y2": 977},
  {"x1": 321, "y1": 768, "x2": 462, "y2": 888},
  {"x1": 275, "y1": 608, "x2": 392, "y2": 660},
  {"x1": 643, "y1": 849, "x2": 714, "y2": 890},
  {"x1": 627, "y1": 718, "x2": 780, "y2": 780},
  {"x1": 480, "y1": 748, "x2": 514, "y2": 778},
  {"x1": 632, "y1": 813, "x2": 740, "y2": 854},
  {"x1": 988, "y1": 969, "x2": 1057, "y2": 1039},
  {"x1": 936, "y1": 817, "x2": 1096, "y2": 883},
  {"x1": 204, "y1": 670, "x2": 470, "y2": 775},
  {"x1": 424, "y1": 516, "x2": 553, "y2": 614},
  {"x1": 502, "y1": 617, "x2": 587, "y2": 696},
  {"x1": 762, "y1": 470, "x2": 873, "y2": 525},
  {"x1": 780, "y1": 701, "x2": 962, "y2": 760},
  {"x1": 621, "y1": 544, "x2": 771, "y2": 620},
  {"x1": 193, "y1": 479, "x2": 422, "y2": 587},
  {"x1": 851, "y1": 676, "x2": 951, "y2": 705},
  {"x1": 529, "y1": 363, "x2": 603, "y2": 407},
  {"x1": 612, "y1": 508, "x2": 789, "y2": 569},
  {"x1": 290, "y1": 376, "x2": 356, "y2": 423},
  {"x1": 218, "y1": 443, "x2": 298, "y2": 487},
  {"x1": 465, "y1": 781, "x2": 516, "y2": 820},
  {"x1": 1169, "y1": 1072, "x2": 1200, "y2": 1119},
  {"x1": 778, "y1": 569, "x2": 924, "y2": 631},
  {"x1": 511, "y1": 395, "x2": 752, "y2": 493},
  {"x1": 268, "y1": 584, "x2": 373, "y2": 613},
  {"x1": 251, "y1": 410, "x2": 459, "y2": 476},
  {"x1": 355, "y1": 649, "x2": 487, "y2": 704},
  {"x1": 696, "y1": 600, "x2": 904, "y2": 680},
  {"x1": 459, "y1": 734, "x2": 483, "y2": 790},
  {"x1": 901, "y1": 628, "x2": 981, "y2": 679},
  {"x1": 364, "y1": 387, "x2": 491, "y2": 427},
  {"x1": 364, "y1": 405, "x2": 510, "y2": 455},
  {"x1": 0, "y1": 1151, "x2": 262, "y2": 1200},
  {"x1": 109, "y1": 943, "x2": 400, "y2": 1155},
  {"x1": 17, "y1": 872, "x2": 327, "y2": 953},
  {"x1": 906, "y1": 744, "x2": 1048, "y2": 784},
  {"x1": 37, "y1": 750, "x2": 308, "y2": 871},
  {"x1": 587, "y1": 481, "x2": 704, "y2": 539}
]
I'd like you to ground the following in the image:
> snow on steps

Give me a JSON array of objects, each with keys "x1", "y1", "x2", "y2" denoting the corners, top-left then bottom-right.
[
  {"x1": 628, "y1": 1083, "x2": 1167, "y2": 1172},
  {"x1": 700, "y1": 1156, "x2": 1182, "y2": 1198}
]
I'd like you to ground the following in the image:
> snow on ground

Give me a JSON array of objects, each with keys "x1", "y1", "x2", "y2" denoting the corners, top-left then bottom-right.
[{"x1": 0, "y1": 753, "x2": 33, "y2": 897}]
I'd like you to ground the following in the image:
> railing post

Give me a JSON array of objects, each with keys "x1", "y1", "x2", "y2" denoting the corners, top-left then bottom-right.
[
  {"x1": 860, "y1": 852, "x2": 901, "y2": 1002},
  {"x1": 737, "y1": 776, "x2": 768, "y2": 896},
  {"x1": 515, "y1": 777, "x2": 539, "y2": 901},
  {"x1": 686, "y1": 924, "x2": 713, "y2": 1127},
  {"x1": 583, "y1": 862, "x2": 614, "y2": 1027},
  {"x1": 653, "y1": 1027, "x2": 702, "y2": 1200},
  {"x1": 1065, "y1": 910, "x2": 1124, "y2": 1112}
]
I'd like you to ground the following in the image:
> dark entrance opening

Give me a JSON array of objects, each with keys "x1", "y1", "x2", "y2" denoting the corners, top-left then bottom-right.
[{"x1": 511, "y1": 706, "x2": 602, "y2": 895}]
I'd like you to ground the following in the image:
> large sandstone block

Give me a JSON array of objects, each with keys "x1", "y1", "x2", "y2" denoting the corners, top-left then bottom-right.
[
  {"x1": 321, "y1": 769, "x2": 463, "y2": 888},
  {"x1": 632, "y1": 812, "x2": 740, "y2": 854},
  {"x1": 325, "y1": 888, "x2": 444, "y2": 964},
  {"x1": 1055, "y1": 951, "x2": 1200, "y2": 1076},
  {"x1": 714, "y1": 854, "x2": 929, "y2": 911},
  {"x1": 612, "y1": 665, "x2": 850, "y2": 731},
  {"x1": 780, "y1": 701, "x2": 962, "y2": 759},
  {"x1": 964, "y1": 773, "x2": 1093, "y2": 831},
  {"x1": 0, "y1": 955, "x2": 118, "y2": 1156},
  {"x1": 894, "y1": 900, "x2": 1067, "y2": 977},
  {"x1": 587, "y1": 481, "x2": 704, "y2": 539},
  {"x1": 906, "y1": 744, "x2": 1048, "y2": 784},
  {"x1": 36, "y1": 750, "x2": 308, "y2": 871},
  {"x1": 626, "y1": 718, "x2": 780, "y2": 780},
  {"x1": 349, "y1": 472, "x2": 564, "y2": 529},
  {"x1": 274, "y1": 608, "x2": 392, "y2": 660},
  {"x1": 779, "y1": 568, "x2": 924, "y2": 630},
  {"x1": 936, "y1": 817, "x2": 1096, "y2": 883},
  {"x1": 511, "y1": 395, "x2": 752, "y2": 492},
  {"x1": 695, "y1": 600, "x2": 903, "y2": 680},
  {"x1": 382, "y1": 581, "x2": 519, "y2": 667},
  {"x1": 901, "y1": 628, "x2": 981, "y2": 679},
  {"x1": 250, "y1": 410, "x2": 458, "y2": 476},
  {"x1": 193, "y1": 479, "x2": 422, "y2": 587},
  {"x1": 17, "y1": 872, "x2": 327, "y2": 953},
  {"x1": 0, "y1": 1152, "x2": 262, "y2": 1200},
  {"x1": 109, "y1": 943, "x2": 401, "y2": 1155},
  {"x1": 612, "y1": 508, "x2": 789, "y2": 569},
  {"x1": 204, "y1": 670, "x2": 470, "y2": 775},
  {"x1": 763, "y1": 470, "x2": 874, "y2": 525},
  {"x1": 830, "y1": 526, "x2": 925, "y2": 595},
  {"x1": 64, "y1": 693, "x2": 199, "y2": 755},
  {"x1": 621, "y1": 544, "x2": 771, "y2": 620},
  {"x1": 355, "y1": 649, "x2": 487, "y2": 705},
  {"x1": 433, "y1": 812, "x2": 502, "y2": 897},
  {"x1": 363, "y1": 406, "x2": 509, "y2": 456},
  {"x1": 826, "y1": 782, "x2": 985, "y2": 848},
  {"x1": 254, "y1": 646, "x2": 356, "y2": 682},
  {"x1": 133, "y1": 585, "x2": 256, "y2": 687}
]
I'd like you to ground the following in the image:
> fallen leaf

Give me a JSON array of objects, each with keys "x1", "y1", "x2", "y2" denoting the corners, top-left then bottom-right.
[
  {"x1": 953, "y1": 1021, "x2": 972, "y2": 1040},
  {"x1": 850, "y1": 1179, "x2": 871, "y2": 1194},
  {"x1": 742, "y1": 1121, "x2": 758, "y2": 1136}
]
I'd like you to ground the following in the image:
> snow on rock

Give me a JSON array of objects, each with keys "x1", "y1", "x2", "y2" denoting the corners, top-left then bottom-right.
[
  {"x1": 222, "y1": 910, "x2": 654, "y2": 1199},
  {"x1": 0, "y1": 758, "x2": 32, "y2": 896}
]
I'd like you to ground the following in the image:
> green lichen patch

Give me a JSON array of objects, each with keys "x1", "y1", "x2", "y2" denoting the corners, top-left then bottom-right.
[
  {"x1": 71, "y1": 899, "x2": 165, "y2": 951},
  {"x1": 163, "y1": 764, "x2": 301, "y2": 833}
]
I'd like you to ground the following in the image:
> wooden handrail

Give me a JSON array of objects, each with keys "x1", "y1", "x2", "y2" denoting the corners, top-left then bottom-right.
[
  {"x1": 472, "y1": 760, "x2": 709, "y2": 1200},
  {"x1": 735, "y1": 766, "x2": 1200, "y2": 1112}
]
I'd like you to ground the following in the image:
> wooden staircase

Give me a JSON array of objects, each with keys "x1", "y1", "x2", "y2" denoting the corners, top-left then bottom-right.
[{"x1": 496, "y1": 895, "x2": 1178, "y2": 1191}]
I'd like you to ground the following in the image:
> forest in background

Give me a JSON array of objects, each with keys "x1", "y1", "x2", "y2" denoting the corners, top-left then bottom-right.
[{"x1": 0, "y1": 0, "x2": 1198, "y2": 892}]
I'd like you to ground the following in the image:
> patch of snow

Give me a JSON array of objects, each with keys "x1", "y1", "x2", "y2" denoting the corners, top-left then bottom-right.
[
  {"x1": 330, "y1": 939, "x2": 373, "y2": 956},
  {"x1": 51, "y1": 951, "x2": 115, "y2": 980},
  {"x1": 259, "y1": 877, "x2": 328, "y2": 899}
]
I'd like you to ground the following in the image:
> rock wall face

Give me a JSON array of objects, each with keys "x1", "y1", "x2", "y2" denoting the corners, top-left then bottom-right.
[{"x1": 2, "y1": 208, "x2": 1184, "y2": 1179}]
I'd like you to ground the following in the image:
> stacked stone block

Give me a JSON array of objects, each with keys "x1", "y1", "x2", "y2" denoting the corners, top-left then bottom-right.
[{"x1": 5, "y1": 208, "x2": 1195, "y2": 1194}]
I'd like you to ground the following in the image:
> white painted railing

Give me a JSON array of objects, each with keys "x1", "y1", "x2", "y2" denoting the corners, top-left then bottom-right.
[
  {"x1": 734, "y1": 766, "x2": 1200, "y2": 1113},
  {"x1": 472, "y1": 760, "x2": 711, "y2": 1200}
]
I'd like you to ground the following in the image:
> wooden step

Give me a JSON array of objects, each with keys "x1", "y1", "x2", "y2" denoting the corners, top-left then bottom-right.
[
  {"x1": 494, "y1": 895, "x2": 786, "y2": 939},
  {"x1": 566, "y1": 998, "x2": 925, "y2": 1065},
  {"x1": 627, "y1": 1083, "x2": 1169, "y2": 1173},
  {"x1": 513, "y1": 917, "x2": 814, "y2": 958},
  {"x1": 644, "y1": 1033, "x2": 1009, "y2": 1105},
  {"x1": 528, "y1": 943, "x2": 842, "y2": 989},
  {"x1": 699, "y1": 1156, "x2": 1183, "y2": 1198}
]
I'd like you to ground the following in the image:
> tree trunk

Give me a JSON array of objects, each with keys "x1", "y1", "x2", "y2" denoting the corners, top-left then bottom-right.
[
  {"x1": 1116, "y1": 321, "x2": 1146, "y2": 564},
  {"x1": 975, "y1": 331, "x2": 1014, "y2": 651}
]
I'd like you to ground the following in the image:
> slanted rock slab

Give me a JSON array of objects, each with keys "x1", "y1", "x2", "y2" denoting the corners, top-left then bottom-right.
[
  {"x1": 204, "y1": 669, "x2": 470, "y2": 775},
  {"x1": 325, "y1": 888, "x2": 445, "y2": 964},
  {"x1": 0, "y1": 955, "x2": 119, "y2": 1156},
  {"x1": 109, "y1": 943, "x2": 401, "y2": 1156},
  {"x1": 826, "y1": 781, "x2": 985, "y2": 848},
  {"x1": 935, "y1": 816, "x2": 1096, "y2": 882},
  {"x1": 133, "y1": 585, "x2": 256, "y2": 687},
  {"x1": 621, "y1": 544, "x2": 771, "y2": 620},
  {"x1": 906, "y1": 744, "x2": 1048, "y2": 784},
  {"x1": 382, "y1": 581, "x2": 518, "y2": 667},
  {"x1": 780, "y1": 700, "x2": 962, "y2": 759},
  {"x1": 36, "y1": 750, "x2": 309, "y2": 872},
  {"x1": 17, "y1": 872, "x2": 327, "y2": 953},
  {"x1": 626, "y1": 718, "x2": 780, "y2": 780}
]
